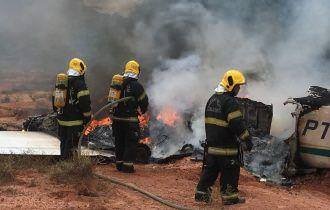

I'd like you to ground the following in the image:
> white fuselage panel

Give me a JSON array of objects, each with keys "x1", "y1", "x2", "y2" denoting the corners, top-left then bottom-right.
[{"x1": 0, "y1": 131, "x2": 60, "y2": 155}]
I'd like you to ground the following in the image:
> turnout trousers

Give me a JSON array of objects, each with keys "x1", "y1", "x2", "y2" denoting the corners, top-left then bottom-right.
[
  {"x1": 112, "y1": 120, "x2": 140, "y2": 172},
  {"x1": 58, "y1": 125, "x2": 83, "y2": 160},
  {"x1": 196, "y1": 153, "x2": 240, "y2": 203}
]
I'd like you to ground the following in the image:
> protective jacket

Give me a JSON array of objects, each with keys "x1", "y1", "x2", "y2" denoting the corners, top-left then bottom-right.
[
  {"x1": 205, "y1": 92, "x2": 249, "y2": 155},
  {"x1": 113, "y1": 77, "x2": 148, "y2": 122},
  {"x1": 54, "y1": 75, "x2": 91, "y2": 126}
]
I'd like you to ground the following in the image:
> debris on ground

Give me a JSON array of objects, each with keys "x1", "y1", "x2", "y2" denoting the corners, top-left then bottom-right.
[
  {"x1": 22, "y1": 113, "x2": 58, "y2": 137},
  {"x1": 243, "y1": 135, "x2": 291, "y2": 185},
  {"x1": 87, "y1": 125, "x2": 114, "y2": 150}
]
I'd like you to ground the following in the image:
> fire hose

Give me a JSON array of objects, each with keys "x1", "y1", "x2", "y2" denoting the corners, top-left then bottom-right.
[
  {"x1": 95, "y1": 174, "x2": 193, "y2": 210},
  {"x1": 77, "y1": 97, "x2": 194, "y2": 210}
]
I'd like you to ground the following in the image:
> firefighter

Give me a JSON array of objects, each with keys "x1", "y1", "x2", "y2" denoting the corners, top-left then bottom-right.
[
  {"x1": 112, "y1": 60, "x2": 149, "y2": 173},
  {"x1": 195, "y1": 69, "x2": 253, "y2": 205},
  {"x1": 53, "y1": 58, "x2": 92, "y2": 160}
]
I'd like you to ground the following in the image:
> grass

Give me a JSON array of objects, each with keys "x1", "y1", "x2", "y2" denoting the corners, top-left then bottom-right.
[
  {"x1": 49, "y1": 156, "x2": 93, "y2": 184},
  {"x1": 0, "y1": 156, "x2": 15, "y2": 183},
  {"x1": 0, "y1": 154, "x2": 94, "y2": 186},
  {"x1": 0, "y1": 155, "x2": 56, "y2": 184}
]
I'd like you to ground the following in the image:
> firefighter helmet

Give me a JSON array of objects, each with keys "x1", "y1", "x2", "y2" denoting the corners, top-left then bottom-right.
[
  {"x1": 220, "y1": 69, "x2": 246, "y2": 92},
  {"x1": 124, "y1": 60, "x2": 140, "y2": 76},
  {"x1": 68, "y1": 58, "x2": 87, "y2": 75}
]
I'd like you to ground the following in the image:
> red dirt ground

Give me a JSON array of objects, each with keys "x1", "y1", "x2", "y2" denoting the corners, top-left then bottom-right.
[{"x1": 0, "y1": 158, "x2": 329, "y2": 209}]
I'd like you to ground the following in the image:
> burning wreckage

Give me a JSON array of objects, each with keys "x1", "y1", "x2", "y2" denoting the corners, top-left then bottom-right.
[
  {"x1": 21, "y1": 86, "x2": 329, "y2": 184},
  {"x1": 22, "y1": 98, "x2": 273, "y2": 162}
]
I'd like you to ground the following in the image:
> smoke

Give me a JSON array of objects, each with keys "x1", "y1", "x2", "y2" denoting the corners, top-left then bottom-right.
[
  {"x1": 136, "y1": 0, "x2": 330, "y2": 146},
  {"x1": 0, "y1": 0, "x2": 329, "y2": 145},
  {"x1": 139, "y1": 0, "x2": 329, "y2": 139},
  {"x1": 82, "y1": 0, "x2": 144, "y2": 17}
]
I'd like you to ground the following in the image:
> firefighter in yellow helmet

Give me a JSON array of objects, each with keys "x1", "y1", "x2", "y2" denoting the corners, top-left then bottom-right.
[
  {"x1": 195, "y1": 69, "x2": 253, "y2": 205},
  {"x1": 53, "y1": 58, "x2": 92, "y2": 159},
  {"x1": 111, "y1": 60, "x2": 149, "y2": 173}
]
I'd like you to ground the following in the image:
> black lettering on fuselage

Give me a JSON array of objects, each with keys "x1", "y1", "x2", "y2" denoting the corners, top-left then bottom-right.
[
  {"x1": 321, "y1": 122, "x2": 330, "y2": 139},
  {"x1": 302, "y1": 119, "x2": 330, "y2": 140},
  {"x1": 302, "y1": 119, "x2": 318, "y2": 136}
]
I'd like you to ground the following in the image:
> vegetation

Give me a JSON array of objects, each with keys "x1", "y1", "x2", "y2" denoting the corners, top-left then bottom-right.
[
  {"x1": 49, "y1": 156, "x2": 93, "y2": 184},
  {"x1": 0, "y1": 156, "x2": 15, "y2": 183},
  {"x1": 0, "y1": 155, "x2": 94, "y2": 185}
]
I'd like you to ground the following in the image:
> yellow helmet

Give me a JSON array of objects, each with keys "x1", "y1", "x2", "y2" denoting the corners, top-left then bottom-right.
[
  {"x1": 220, "y1": 69, "x2": 246, "y2": 92},
  {"x1": 68, "y1": 58, "x2": 87, "y2": 75},
  {"x1": 124, "y1": 60, "x2": 140, "y2": 75}
]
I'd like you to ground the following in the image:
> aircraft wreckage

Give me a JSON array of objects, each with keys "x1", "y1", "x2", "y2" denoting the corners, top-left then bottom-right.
[
  {"x1": 285, "y1": 86, "x2": 330, "y2": 170},
  {"x1": 0, "y1": 86, "x2": 328, "y2": 185}
]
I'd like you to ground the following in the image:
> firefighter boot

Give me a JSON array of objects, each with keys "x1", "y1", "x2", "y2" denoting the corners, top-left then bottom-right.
[
  {"x1": 195, "y1": 188, "x2": 212, "y2": 203},
  {"x1": 221, "y1": 188, "x2": 245, "y2": 205},
  {"x1": 222, "y1": 196, "x2": 245, "y2": 205},
  {"x1": 122, "y1": 162, "x2": 135, "y2": 173}
]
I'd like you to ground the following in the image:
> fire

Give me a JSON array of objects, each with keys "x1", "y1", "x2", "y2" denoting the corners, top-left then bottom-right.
[
  {"x1": 138, "y1": 112, "x2": 152, "y2": 145},
  {"x1": 84, "y1": 113, "x2": 151, "y2": 136},
  {"x1": 84, "y1": 117, "x2": 111, "y2": 135},
  {"x1": 156, "y1": 106, "x2": 181, "y2": 126},
  {"x1": 139, "y1": 137, "x2": 152, "y2": 145},
  {"x1": 138, "y1": 112, "x2": 150, "y2": 128},
  {"x1": 84, "y1": 112, "x2": 153, "y2": 145}
]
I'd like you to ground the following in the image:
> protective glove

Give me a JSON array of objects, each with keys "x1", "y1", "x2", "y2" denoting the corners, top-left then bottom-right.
[{"x1": 241, "y1": 139, "x2": 253, "y2": 152}]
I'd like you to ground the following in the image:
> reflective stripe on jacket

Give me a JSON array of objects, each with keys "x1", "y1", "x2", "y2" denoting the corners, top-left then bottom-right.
[
  {"x1": 113, "y1": 77, "x2": 148, "y2": 122},
  {"x1": 208, "y1": 147, "x2": 238, "y2": 156},
  {"x1": 205, "y1": 92, "x2": 250, "y2": 149}
]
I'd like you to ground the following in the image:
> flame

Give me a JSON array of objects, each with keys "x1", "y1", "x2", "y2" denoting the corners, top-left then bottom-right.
[
  {"x1": 84, "y1": 113, "x2": 154, "y2": 145},
  {"x1": 139, "y1": 137, "x2": 152, "y2": 145},
  {"x1": 138, "y1": 112, "x2": 150, "y2": 128},
  {"x1": 84, "y1": 117, "x2": 112, "y2": 135},
  {"x1": 84, "y1": 114, "x2": 151, "y2": 135},
  {"x1": 156, "y1": 106, "x2": 181, "y2": 126}
]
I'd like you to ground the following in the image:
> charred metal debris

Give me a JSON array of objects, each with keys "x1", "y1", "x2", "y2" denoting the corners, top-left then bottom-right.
[
  {"x1": 20, "y1": 87, "x2": 330, "y2": 186},
  {"x1": 285, "y1": 86, "x2": 330, "y2": 115},
  {"x1": 22, "y1": 97, "x2": 273, "y2": 162}
]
